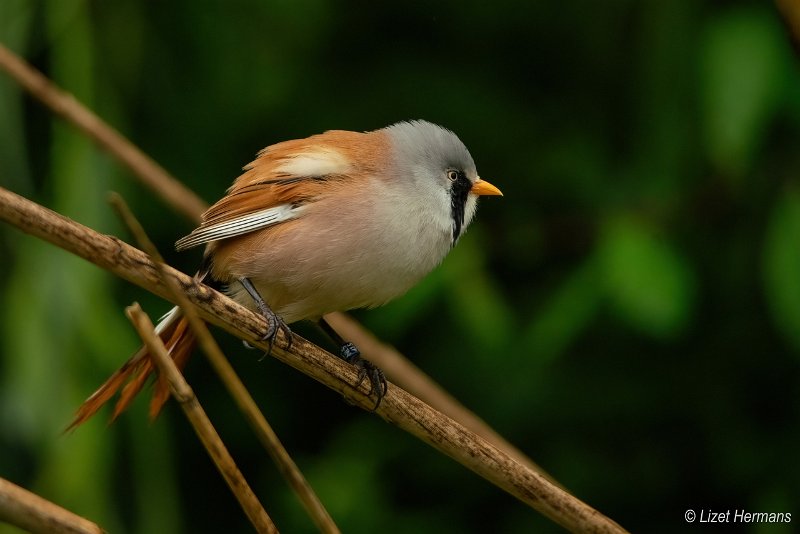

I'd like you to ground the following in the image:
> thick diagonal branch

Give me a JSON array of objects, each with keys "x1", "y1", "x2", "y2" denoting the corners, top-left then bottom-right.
[
  {"x1": 0, "y1": 40, "x2": 553, "y2": 483},
  {"x1": 0, "y1": 186, "x2": 626, "y2": 533},
  {"x1": 0, "y1": 477, "x2": 104, "y2": 534}
]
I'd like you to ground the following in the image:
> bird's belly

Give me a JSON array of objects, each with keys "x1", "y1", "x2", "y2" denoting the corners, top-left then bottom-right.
[
  {"x1": 222, "y1": 199, "x2": 451, "y2": 323},
  {"x1": 219, "y1": 184, "x2": 451, "y2": 323},
  {"x1": 258, "y1": 237, "x2": 446, "y2": 323}
]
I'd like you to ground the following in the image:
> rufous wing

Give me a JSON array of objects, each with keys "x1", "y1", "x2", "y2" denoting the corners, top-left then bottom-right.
[{"x1": 176, "y1": 129, "x2": 389, "y2": 251}]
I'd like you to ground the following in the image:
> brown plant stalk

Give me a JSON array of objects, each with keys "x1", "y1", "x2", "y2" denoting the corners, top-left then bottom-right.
[
  {"x1": 322, "y1": 312, "x2": 554, "y2": 481},
  {"x1": 109, "y1": 193, "x2": 339, "y2": 534},
  {"x1": 125, "y1": 303, "x2": 278, "y2": 534},
  {"x1": 0, "y1": 40, "x2": 553, "y2": 482},
  {"x1": 0, "y1": 185, "x2": 626, "y2": 533},
  {"x1": 0, "y1": 43, "x2": 207, "y2": 222},
  {"x1": 0, "y1": 477, "x2": 105, "y2": 534},
  {"x1": 777, "y1": 0, "x2": 800, "y2": 50}
]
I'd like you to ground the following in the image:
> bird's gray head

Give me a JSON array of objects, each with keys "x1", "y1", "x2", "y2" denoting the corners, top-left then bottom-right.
[{"x1": 383, "y1": 120, "x2": 480, "y2": 244}]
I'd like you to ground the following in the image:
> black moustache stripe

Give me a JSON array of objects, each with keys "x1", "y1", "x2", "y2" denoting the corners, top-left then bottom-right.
[{"x1": 450, "y1": 172, "x2": 472, "y2": 244}]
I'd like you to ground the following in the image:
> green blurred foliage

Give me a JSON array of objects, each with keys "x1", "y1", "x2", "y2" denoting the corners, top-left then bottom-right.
[
  {"x1": 763, "y1": 187, "x2": 800, "y2": 354},
  {"x1": 1, "y1": 0, "x2": 799, "y2": 533},
  {"x1": 597, "y1": 215, "x2": 695, "y2": 338},
  {"x1": 702, "y1": 7, "x2": 788, "y2": 180}
]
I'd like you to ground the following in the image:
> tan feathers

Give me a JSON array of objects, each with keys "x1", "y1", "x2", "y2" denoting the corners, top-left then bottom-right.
[
  {"x1": 69, "y1": 121, "x2": 488, "y2": 427},
  {"x1": 67, "y1": 308, "x2": 195, "y2": 430},
  {"x1": 177, "y1": 129, "x2": 390, "y2": 251},
  {"x1": 71, "y1": 128, "x2": 391, "y2": 427}
]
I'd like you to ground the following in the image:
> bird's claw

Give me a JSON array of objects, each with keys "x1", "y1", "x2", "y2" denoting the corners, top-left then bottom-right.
[
  {"x1": 258, "y1": 305, "x2": 293, "y2": 356},
  {"x1": 340, "y1": 342, "x2": 387, "y2": 410}
]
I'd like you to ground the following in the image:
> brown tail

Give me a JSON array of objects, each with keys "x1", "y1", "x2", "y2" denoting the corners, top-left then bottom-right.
[{"x1": 67, "y1": 307, "x2": 196, "y2": 431}]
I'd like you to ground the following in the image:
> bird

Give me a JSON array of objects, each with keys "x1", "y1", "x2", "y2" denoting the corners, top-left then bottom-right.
[{"x1": 68, "y1": 120, "x2": 502, "y2": 428}]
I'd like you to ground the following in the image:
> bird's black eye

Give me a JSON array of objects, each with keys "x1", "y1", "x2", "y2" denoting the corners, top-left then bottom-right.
[{"x1": 447, "y1": 170, "x2": 460, "y2": 181}]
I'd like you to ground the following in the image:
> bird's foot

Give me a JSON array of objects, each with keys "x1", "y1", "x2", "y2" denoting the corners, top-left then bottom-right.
[
  {"x1": 238, "y1": 276, "x2": 292, "y2": 356},
  {"x1": 258, "y1": 304, "x2": 293, "y2": 356},
  {"x1": 340, "y1": 342, "x2": 387, "y2": 410}
]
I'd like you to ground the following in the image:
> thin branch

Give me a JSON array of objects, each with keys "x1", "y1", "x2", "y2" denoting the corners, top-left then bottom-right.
[
  {"x1": 0, "y1": 186, "x2": 627, "y2": 533},
  {"x1": 125, "y1": 303, "x2": 278, "y2": 534},
  {"x1": 322, "y1": 312, "x2": 559, "y2": 485},
  {"x1": 0, "y1": 40, "x2": 556, "y2": 488},
  {"x1": 0, "y1": 476, "x2": 105, "y2": 534},
  {"x1": 109, "y1": 193, "x2": 339, "y2": 534},
  {"x1": 777, "y1": 0, "x2": 800, "y2": 50},
  {"x1": 0, "y1": 42, "x2": 206, "y2": 222}
]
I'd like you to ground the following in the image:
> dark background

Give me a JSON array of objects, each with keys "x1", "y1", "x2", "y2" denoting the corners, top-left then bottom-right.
[{"x1": 1, "y1": 1, "x2": 799, "y2": 532}]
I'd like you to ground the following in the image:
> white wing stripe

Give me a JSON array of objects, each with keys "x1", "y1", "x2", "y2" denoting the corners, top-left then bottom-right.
[
  {"x1": 175, "y1": 204, "x2": 300, "y2": 250},
  {"x1": 156, "y1": 306, "x2": 182, "y2": 333}
]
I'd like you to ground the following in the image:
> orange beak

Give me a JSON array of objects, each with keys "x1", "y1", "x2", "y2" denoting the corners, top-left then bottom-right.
[{"x1": 470, "y1": 178, "x2": 503, "y2": 197}]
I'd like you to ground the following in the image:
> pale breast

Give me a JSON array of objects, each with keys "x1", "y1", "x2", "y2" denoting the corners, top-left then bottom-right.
[{"x1": 215, "y1": 176, "x2": 452, "y2": 324}]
